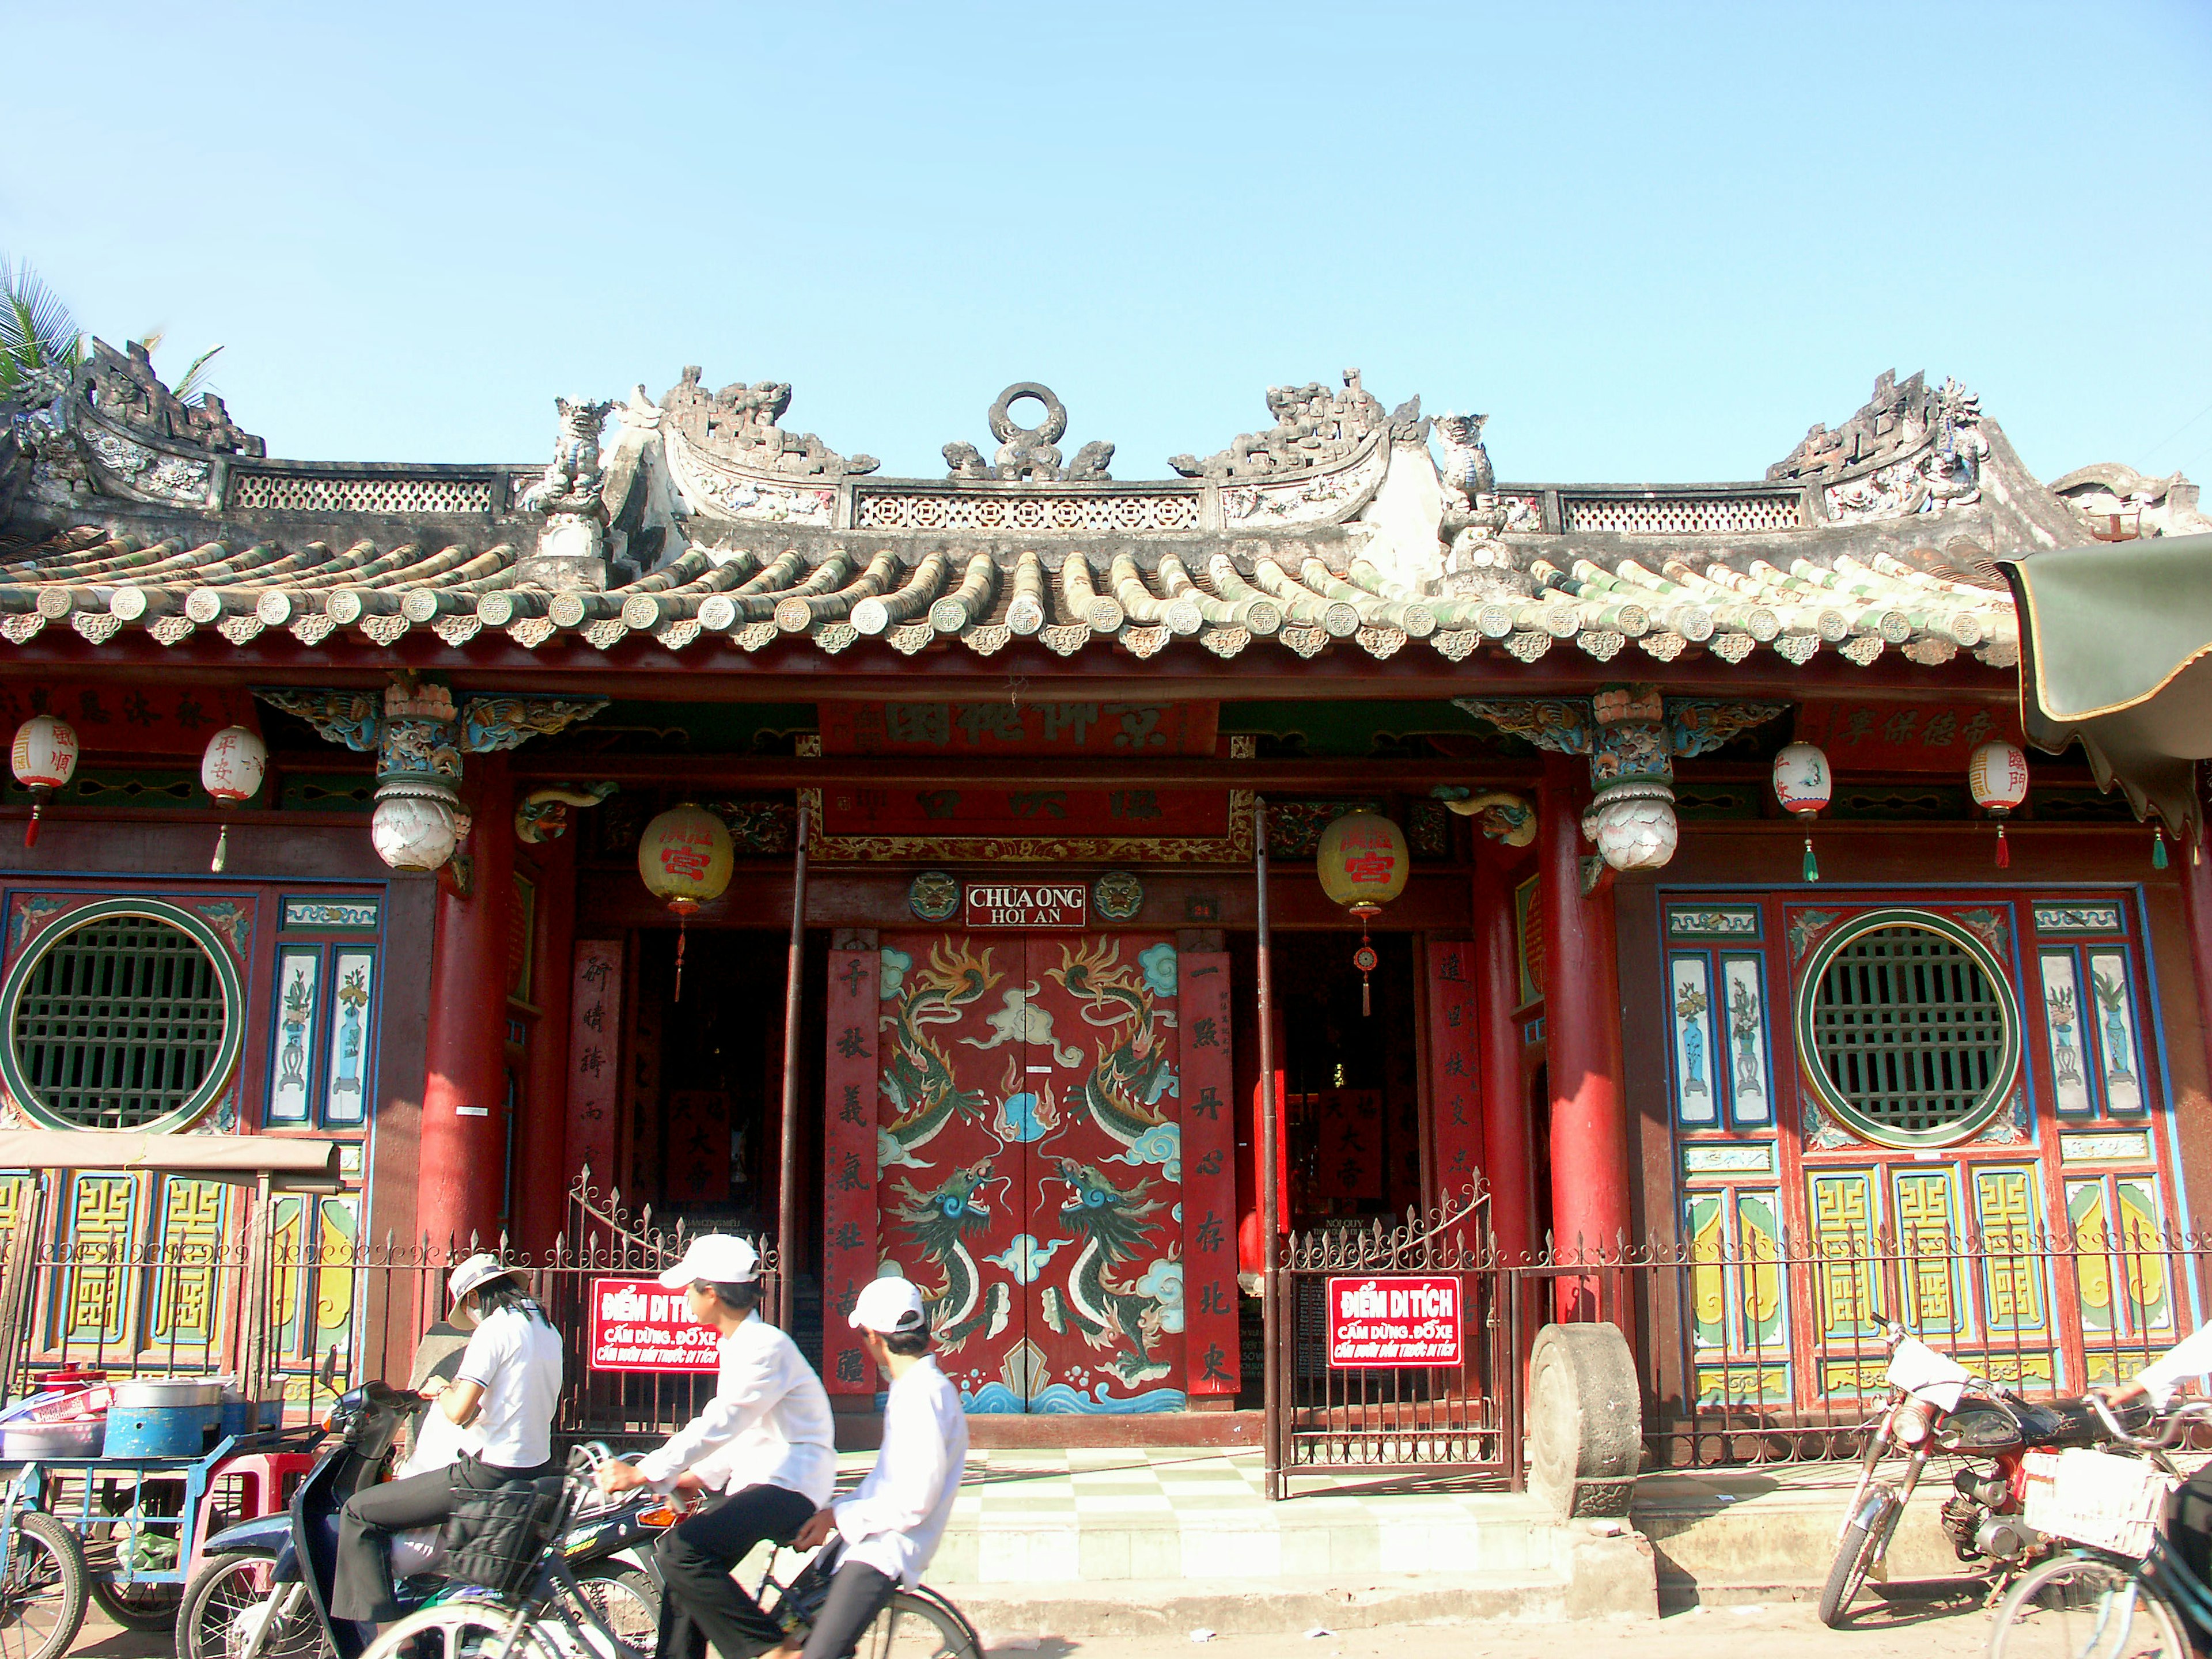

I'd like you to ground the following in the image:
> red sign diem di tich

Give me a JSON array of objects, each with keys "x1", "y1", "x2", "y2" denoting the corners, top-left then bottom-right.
[
  {"x1": 1326, "y1": 1274, "x2": 1464, "y2": 1368},
  {"x1": 588, "y1": 1277, "x2": 720, "y2": 1372}
]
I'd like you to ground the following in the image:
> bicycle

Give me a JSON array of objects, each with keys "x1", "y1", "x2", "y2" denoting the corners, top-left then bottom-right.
[
  {"x1": 357, "y1": 1477, "x2": 980, "y2": 1659},
  {"x1": 1984, "y1": 1396, "x2": 2212, "y2": 1658}
]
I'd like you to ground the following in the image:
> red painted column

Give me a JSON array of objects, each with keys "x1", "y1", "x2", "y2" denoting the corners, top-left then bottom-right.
[
  {"x1": 1475, "y1": 858, "x2": 1535, "y2": 1264},
  {"x1": 2185, "y1": 818, "x2": 2212, "y2": 1106},
  {"x1": 512, "y1": 827, "x2": 575, "y2": 1258},
  {"x1": 419, "y1": 754, "x2": 514, "y2": 1253},
  {"x1": 1539, "y1": 755, "x2": 1628, "y2": 1312}
]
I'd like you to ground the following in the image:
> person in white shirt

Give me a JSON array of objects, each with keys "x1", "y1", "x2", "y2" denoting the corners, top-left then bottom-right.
[
  {"x1": 331, "y1": 1255, "x2": 563, "y2": 1625},
  {"x1": 774, "y1": 1276, "x2": 967, "y2": 1659},
  {"x1": 596, "y1": 1235, "x2": 835, "y2": 1659},
  {"x1": 2101, "y1": 1330, "x2": 2212, "y2": 1593}
]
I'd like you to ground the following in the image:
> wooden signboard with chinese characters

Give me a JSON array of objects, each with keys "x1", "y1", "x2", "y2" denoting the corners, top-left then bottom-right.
[
  {"x1": 821, "y1": 701, "x2": 1219, "y2": 757},
  {"x1": 1795, "y1": 702, "x2": 2025, "y2": 773},
  {"x1": 820, "y1": 948, "x2": 880, "y2": 1397},
  {"x1": 0, "y1": 683, "x2": 260, "y2": 755},
  {"x1": 1425, "y1": 941, "x2": 1483, "y2": 1202},
  {"x1": 563, "y1": 941, "x2": 622, "y2": 1191},
  {"x1": 1179, "y1": 950, "x2": 1240, "y2": 1399}
]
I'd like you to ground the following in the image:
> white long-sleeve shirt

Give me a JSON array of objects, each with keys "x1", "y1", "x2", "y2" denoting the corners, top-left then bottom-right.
[
  {"x1": 2133, "y1": 1325, "x2": 2212, "y2": 1407},
  {"x1": 632, "y1": 1315, "x2": 836, "y2": 1506},
  {"x1": 832, "y1": 1357, "x2": 967, "y2": 1589}
]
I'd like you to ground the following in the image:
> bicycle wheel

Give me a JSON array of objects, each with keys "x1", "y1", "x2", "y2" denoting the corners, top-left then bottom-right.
[
  {"x1": 851, "y1": 1590, "x2": 980, "y2": 1659},
  {"x1": 92, "y1": 1578, "x2": 185, "y2": 1631},
  {"x1": 1818, "y1": 1485, "x2": 1901, "y2": 1628},
  {"x1": 1990, "y1": 1552, "x2": 2188, "y2": 1659},
  {"x1": 359, "y1": 1597, "x2": 563, "y2": 1659},
  {"x1": 0, "y1": 1512, "x2": 89, "y2": 1659},
  {"x1": 565, "y1": 1566, "x2": 658, "y2": 1658},
  {"x1": 176, "y1": 1555, "x2": 319, "y2": 1659}
]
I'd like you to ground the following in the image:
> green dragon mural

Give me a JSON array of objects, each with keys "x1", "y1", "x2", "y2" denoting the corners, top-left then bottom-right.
[
  {"x1": 888, "y1": 1157, "x2": 1012, "y2": 1355},
  {"x1": 880, "y1": 939, "x2": 1003, "y2": 1173},
  {"x1": 1043, "y1": 1156, "x2": 1175, "y2": 1385},
  {"x1": 1045, "y1": 938, "x2": 1180, "y2": 1177}
]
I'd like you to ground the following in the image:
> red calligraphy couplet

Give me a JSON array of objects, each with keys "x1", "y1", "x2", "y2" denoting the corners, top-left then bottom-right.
[
  {"x1": 563, "y1": 940, "x2": 623, "y2": 1193},
  {"x1": 1179, "y1": 951, "x2": 1240, "y2": 1399},
  {"x1": 821, "y1": 948, "x2": 880, "y2": 1396},
  {"x1": 1426, "y1": 940, "x2": 1483, "y2": 1210}
]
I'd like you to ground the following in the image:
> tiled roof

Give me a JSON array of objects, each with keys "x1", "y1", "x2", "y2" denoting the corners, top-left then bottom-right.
[{"x1": 0, "y1": 525, "x2": 2018, "y2": 671}]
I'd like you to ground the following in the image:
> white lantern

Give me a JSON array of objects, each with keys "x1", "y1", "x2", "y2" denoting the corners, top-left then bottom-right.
[
  {"x1": 200, "y1": 726, "x2": 267, "y2": 873},
  {"x1": 1772, "y1": 741, "x2": 1832, "y2": 882},
  {"x1": 1967, "y1": 738, "x2": 2029, "y2": 868},
  {"x1": 371, "y1": 794, "x2": 460, "y2": 872},
  {"x1": 10, "y1": 714, "x2": 78, "y2": 848}
]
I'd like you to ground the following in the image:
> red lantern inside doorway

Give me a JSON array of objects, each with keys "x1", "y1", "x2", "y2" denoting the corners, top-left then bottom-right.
[
  {"x1": 637, "y1": 802, "x2": 734, "y2": 1001},
  {"x1": 1315, "y1": 811, "x2": 1409, "y2": 1016}
]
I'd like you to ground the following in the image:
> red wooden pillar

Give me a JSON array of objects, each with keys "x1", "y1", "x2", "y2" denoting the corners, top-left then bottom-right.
[
  {"x1": 1475, "y1": 858, "x2": 1535, "y2": 1264},
  {"x1": 512, "y1": 828, "x2": 575, "y2": 1258},
  {"x1": 419, "y1": 754, "x2": 514, "y2": 1253},
  {"x1": 1539, "y1": 755, "x2": 1628, "y2": 1311}
]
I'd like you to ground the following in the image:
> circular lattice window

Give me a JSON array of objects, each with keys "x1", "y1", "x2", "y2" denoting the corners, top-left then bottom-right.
[
  {"x1": 0, "y1": 900, "x2": 243, "y2": 1133},
  {"x1": 1794, "y1": 910, "x2": 2021, "y2": 1149}
]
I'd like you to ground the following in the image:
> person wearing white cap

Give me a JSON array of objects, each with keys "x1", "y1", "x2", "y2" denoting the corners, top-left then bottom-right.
[
  {"x1": 772, "y1": 1275, "x2": 967, "y2": 1659},
  {"x1": 331, "y1": 1255, "x2": 562, "y2": 1626},
  {"x1": 595, "y1": 1234, "x2": 835, "y2": 1659}
]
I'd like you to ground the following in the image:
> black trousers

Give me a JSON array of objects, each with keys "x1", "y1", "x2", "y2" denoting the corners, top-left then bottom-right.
[
  {"x1": 331, "y1": 1455, "x2": 554, "y2": 1622},
  {"x1": 798, "y1": 1562, "x2": 899, "y2": 1659},
  {"x1": 2170, "y1": 1464, "x2": 2212, "y2": 1627},
  {"x1": 653, "y1": 1483, "x2": 817, "y2": 1659}
]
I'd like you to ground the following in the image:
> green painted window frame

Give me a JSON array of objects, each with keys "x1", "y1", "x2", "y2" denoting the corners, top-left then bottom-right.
[
  {"x1": 1, "y1": 898, "x2": 245, "y2": 1134},
  {"x1": 1793, "y1": 908, "x2": 2023, "y2": 1151}
]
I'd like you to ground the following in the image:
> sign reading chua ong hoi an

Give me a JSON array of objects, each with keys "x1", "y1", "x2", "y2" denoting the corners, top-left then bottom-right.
[{"x1": 964, "y1": 880, "x2": 1088, "y2": 929}]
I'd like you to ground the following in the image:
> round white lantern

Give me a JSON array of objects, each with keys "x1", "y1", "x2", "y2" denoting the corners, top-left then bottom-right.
[
  {"x1": 1771, "y1": 740, "x2": 1832, "y2": 882},
  {"x1": 371, "y1": 794, "x2": 460, "y2": 872},
  {"x1": 10, "y1": 714, "x2": 78, "y2": 848},
  {"x1": 200, "y1": 726, "x2": 268, "y2": 872},
  {"x1": 1968, "y1": 738, "x2": 2029, "y2": 868}
]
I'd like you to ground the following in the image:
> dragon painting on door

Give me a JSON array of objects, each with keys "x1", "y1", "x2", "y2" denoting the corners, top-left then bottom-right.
[{"x1": 875, "y1": 931, "x2": 1187, "y2": 1412}]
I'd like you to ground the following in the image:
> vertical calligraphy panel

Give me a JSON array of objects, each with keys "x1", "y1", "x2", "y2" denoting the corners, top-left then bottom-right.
[
  {"x1": 1179, "y1": 951, "x2": 1238, "y2": 1399},
  {"x1": 822, "y1": 948, "x2": 880, "y2": 1397},
  {"x1": 563, "y1": 941, "x2": 623, "y2": 1194},
  {"x1": 1425, "y1": 941, "x2": 1483, "y2": 1207}
]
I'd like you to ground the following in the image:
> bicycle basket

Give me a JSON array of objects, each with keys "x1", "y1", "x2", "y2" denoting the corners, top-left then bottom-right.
[
  {"x1": 2022, "y1": 1449, "x2": 2177, "y2": 1559},
  {"x1": 442, "y1": 1476, "x2": 578, "y2": 1597}
]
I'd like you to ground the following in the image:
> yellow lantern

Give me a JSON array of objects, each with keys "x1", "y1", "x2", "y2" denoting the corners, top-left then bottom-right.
[
  {"x1": 1315, "y1": 811, "x2": 1410, "y2": 1016},
  {"x1": 637, "y1": 802, "x2": 733, "y2": 1001}
]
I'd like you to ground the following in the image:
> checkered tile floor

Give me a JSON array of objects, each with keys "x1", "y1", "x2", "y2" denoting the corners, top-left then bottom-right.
[{"x1": 827, "y1": 1448, "x2": 1559, "y2": 1585}]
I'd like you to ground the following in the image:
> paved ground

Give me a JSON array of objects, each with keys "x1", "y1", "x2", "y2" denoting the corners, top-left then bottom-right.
[{"x1": 990, "y1": 1592, "x2": 1993, "y2": 1658}]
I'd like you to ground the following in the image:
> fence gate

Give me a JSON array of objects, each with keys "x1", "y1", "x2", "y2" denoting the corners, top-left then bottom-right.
[
  {"x1": 1271, "y1": 1184, "x2": 1517, "y2": 1493},
  {"x1": 534, "y1": 1170, "x2": 779, "y2": 1455}
]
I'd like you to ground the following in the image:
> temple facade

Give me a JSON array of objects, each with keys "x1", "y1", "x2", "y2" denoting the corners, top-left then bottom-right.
[{"x1": 2, "y1": 346, "x2": 2207, "y2": 1434}]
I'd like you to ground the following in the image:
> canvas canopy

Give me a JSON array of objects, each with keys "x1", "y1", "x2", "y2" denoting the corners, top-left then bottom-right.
[
  {"x1": 1999, "y1": 532, "x2": 2212, "y2": 840},
  {"x1": 0, "y1": 1131, "x2": 343, "y2": 1190}
]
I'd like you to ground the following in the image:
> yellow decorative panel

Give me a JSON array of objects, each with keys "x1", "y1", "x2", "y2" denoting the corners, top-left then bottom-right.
[
  {"x1": 1695, "y1": 1363, "x2": 1790, "y2": 1405},
  {"x1": 149, "y1": 1178, "x2": 229, "y2": 1350},
  {"x1": 1972, "y1": 1167, "x2": 2049, "y2": 1336},
  {"x1": 1810, "y1": 1172, "x2": 1880, "y2": 1339},
  {"x1": 57, "y1": 1174, "x2": 137, "y2": 1347},
  {"x1": 1892, "y1": 1169, "x2": 1963, "y2": 1335}
]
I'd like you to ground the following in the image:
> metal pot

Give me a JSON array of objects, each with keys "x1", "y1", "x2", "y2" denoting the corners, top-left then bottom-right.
[{"x1": 111, "y1": 1378, "x2": 225, "y2": 1409}]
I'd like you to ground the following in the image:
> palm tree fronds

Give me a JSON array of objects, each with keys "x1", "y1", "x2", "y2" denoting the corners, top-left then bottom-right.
[
  {"x1": 0, "y1": 256, "x2": 84, "y2": 393},
  {"x1": 172, "y1": 344, "x2": 224, "y2": 405}
]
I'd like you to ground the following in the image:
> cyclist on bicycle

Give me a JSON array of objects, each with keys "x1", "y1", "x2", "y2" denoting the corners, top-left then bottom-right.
[
  {"x1": 774, "y1": 1276, "x2": 966, "y2": 1659},
  {"x1": 597, "y1": 1236, "x2": 835, "y2": 1659},
  {"x1": 2100, "y1": 1325, "x2": 2212, "y2": 1599}
]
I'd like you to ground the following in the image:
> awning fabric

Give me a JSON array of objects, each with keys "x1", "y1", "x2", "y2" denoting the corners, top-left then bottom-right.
[
  {"x1": 1999, "y1": 533, "x2": 2212, "y2": 840},
  {"x1": 0, "y1": 1132, "x2": 342, "y2": 1190}
]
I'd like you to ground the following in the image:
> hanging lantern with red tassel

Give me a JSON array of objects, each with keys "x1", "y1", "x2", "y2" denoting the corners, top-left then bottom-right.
[
  {"x1": 637, "y1": 802, "x2": 733, "y2": 1002},
  {"x1": 1967, "y1": 739, "x2": 2030, "y2": 868},
  {"x1": 1771, "y1": 741, "x2": 1832, "y2": 882},
  {"x1": 1316, "y1": 810, "x2": 1409, "y2": 1016},
  {"x1": 10, "y1": 715, "x2": 78, "y2": 848},
  {"x1": 199, "y1": 725, "x2": 267, "y2": 872}
]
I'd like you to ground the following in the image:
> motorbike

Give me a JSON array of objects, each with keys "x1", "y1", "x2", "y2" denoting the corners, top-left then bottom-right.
[
  {"x1": 175, "y1": 1377, "x2": 675, "y2": 1659},
  {"x1": 1819, "y1": 1312, "x2": 2154, "y2": 1627}
]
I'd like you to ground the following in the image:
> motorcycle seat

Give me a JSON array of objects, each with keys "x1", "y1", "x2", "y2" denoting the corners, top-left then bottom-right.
[{"x1": 2014, "y1": 1396, "x2": 2154, "y2": 1449}]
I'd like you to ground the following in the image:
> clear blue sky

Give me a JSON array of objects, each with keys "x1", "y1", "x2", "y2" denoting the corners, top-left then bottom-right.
[{"x1": 7, "y1": 2, "x2": 2208, "y2": 486}]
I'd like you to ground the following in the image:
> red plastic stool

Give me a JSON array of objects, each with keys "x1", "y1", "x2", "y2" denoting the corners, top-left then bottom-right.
[{"x1": 186, "y1": 1451, "x2": 316, "y2": 1580}]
